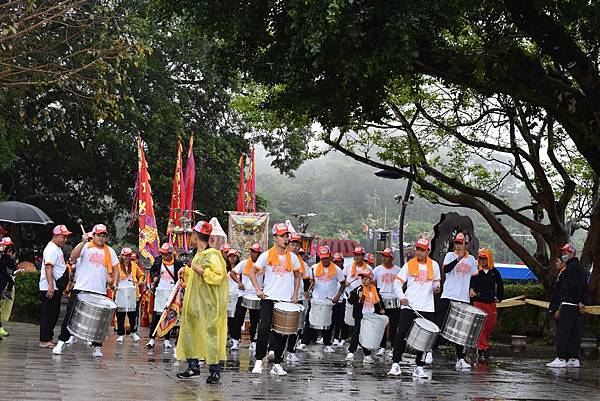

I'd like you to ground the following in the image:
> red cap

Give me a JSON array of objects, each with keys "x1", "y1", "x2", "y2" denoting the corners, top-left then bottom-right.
[
  {"x1": 221, "y1": 243, "x2": 231, "y2": 253},
  {"x1": 159, "y1": 243, "x2": 174, "y2": 254},
  {"x1": 358, "y1": 269, "x2": 374, "y2": 279},
  {"x1": 318, "y1": 245, "x2": 331, "y2": 259},
  {"x1": 415, "y1": 238, "x2": 430, "y2": 250},
  {"x1": 120, "y1": 247, "x2": 133, "y2": 256},
  {"x1": 332, "y1": 252, "x2": 343, "y2": 262},
  {"x1": 477, "y1": 250, "x2": 488, "y2": 259},
  {"x1": 92, "y1": 224, "x2": 108, "y2": 235},
  {"x1": 272, "y1": 223, "x2": 289, "y2": 236},
  {"x1": 366, "y1": 253, "x2": 376, "y2": 264},
  {"x1": 250, "y1": 243, "x2": 262, "y2": 253},
  {"x1": 227, "y1": 249, "x2": 240, "y2": 257},
  {"x1": 377, "y1": 248, "x2": 394, "y2": 257},
  {"x1": 560, "y1": 243, "x2": 576, "y2": 254},
  {"x1": 353, "y1": 246, "x2": 366, "y2": 255},
  {"x1": 289, "y1": 232, "x2": 301, "y2": 242},
  {"x1": 1, "y1": 237, "x2": 14, "y2": 246},
  {"x1": 454, "y1": 233, "x2": 469, "y2": 243},
  {"x1": 194, "y1": 221, "x2": 212, "y2": 236},
  {"x1": 52, "y1": 225, "x2": 72, "y2": 236}
]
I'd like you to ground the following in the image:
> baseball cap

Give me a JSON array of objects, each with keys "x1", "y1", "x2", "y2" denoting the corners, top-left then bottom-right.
[
  {"x1": 454, "y1": 233, "x2": 469, "y2": 243},
  {"x1": 289, "y1": 232, "x2": 301, "y2": 242},
  {"x1": 318, "y1": 245, "x2": 331, "y2": 259},
  {"x1": 193, "y1": 221, "x2": 212, "y2": 236},
  {"x1": 120, "y1": 247, "x2": 133, "y2": 256},
  {"x1": 415, "y1": 238, "x2": 430, "y2": 250},
  {"x1": 333, "y1": 252, "x2": 343, "y2": 262},
  {"x1": 560, "y1": 243, "x2": 576, "y2": 254},
  {"x1": 250, "y1": 243, "x2": 262, "y2": 253},
  {"x1": 1, "y1": 237, "x2": 14, "y2": 246},
  {"x1": 92, "y1": 224, "x2": 108, "y2": 235},
  {"x1": 378, "y1": 248, "x2": 394, "y2": 257},
  {"x1": 353, "y1": 246, "x2": 366, "y2": 255},
  {"x1": 272, "y1": 223, "x2": 289, "y2": 236},
  {"x1": 159, "y1": 243, "x2": 174, "y2": 254},
  {"x1": 52, "y1": 225, "x2": 72, "y2": 236},
  {"x1": 358, "y1": 269, "x2": 374, "y2": 279}
]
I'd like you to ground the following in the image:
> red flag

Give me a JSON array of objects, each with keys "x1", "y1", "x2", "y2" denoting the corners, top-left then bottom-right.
[
  {"x1": 183, "y1": 134, "x2": 195, "y2": 213},
  {"x1": 244, "y1": 146, "x2": 256, "y2": 212},
  {"x1": 136, "y1": 135, "x2": 160, "y2": 263},
  {"x1": 236, "y1": 154, "x2": 246, "y2": 212},
  {"x1": 156, "y1": 284, "x2": 182, "y2": 337},
  {"x1": 167, "y1": 140, "x2": 185, "y2": 246}
]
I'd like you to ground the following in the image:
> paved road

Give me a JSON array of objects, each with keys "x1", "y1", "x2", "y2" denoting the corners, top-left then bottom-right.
[{"x1": 0, "y1": 322, "x2": 597, "y2": 401}]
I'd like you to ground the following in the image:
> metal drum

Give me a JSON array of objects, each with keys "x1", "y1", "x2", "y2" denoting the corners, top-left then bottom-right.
[
  {"x1": 442, "y1": 301, "x2": 487, "y2": 348},
  {"x1": 272, "y1": 302, "x2": 304, "y2": 335},
  {"x1": 115, "y1": 286, "x2": 136, "y2": 312},
  {"x1": 309, "y1": 299, "x2": 334, "y2": 330},
  {"x1": 344, "y1": 301, "x2": 355, "y2": 326},
  {"x1": 68, "y1": 292, "x2": 117, "y2": 343},
  {"x1": 359, "y1": 314, "x2": 389, "y2": 350},
  {"x1": 406, "y1": 318, "x2": 440, "y2": 352},
  {"x1": 298, "y1": 299, "x2": 309, "y2": 330},
  {"x1": 382, "y1": 298, "x2": 402, "y2": 309},
  {"x1": 227, "y1": 293, "x2": 238, "y2": 318},
  {"x1": 242, "y1": 294, "x2": 261, "y2": 310}
]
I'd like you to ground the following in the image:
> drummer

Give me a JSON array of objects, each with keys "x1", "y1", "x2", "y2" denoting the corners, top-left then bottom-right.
[
  {"x1": 366, "y1": 253, "x2": 376, "y2": 269},
  {"x1": 331, "y1": 252, "x2": 349, "y2": 347},
  {"x1": 53, "y1": 224, "x2": 120, "y2": 357},
  {"x1": 344, "y1": 246, "x2": 372, "y2": 293},
  {"x1": 298, "y1": 246, "x2": 345, "y2": 354},
  {"x1": 436, "y1": 232, "x2": 479, "y2": 369},
  {"x1": 114, "y1": 247, "x2": 145, "y2": 344},
  {"x1": 249, "y1": 223, "x2": 301, "y2": 376},
  {"x1": 373, "y1": 248, "x2": 402, "y2": 357},
  {"x1": 147, "y1": 242, "x2": 184, "y2": 349},
  {"x1": 388, "y1": 238, "x2": 440, "y2": 378}
]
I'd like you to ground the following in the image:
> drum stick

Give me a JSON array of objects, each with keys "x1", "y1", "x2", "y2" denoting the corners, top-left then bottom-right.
[
  {"x1": 76, "y1": 218, "x2": 86, "y2": 235},
  {"x1": 407, "y1": 304, "x2": 426, "y2": 320}
]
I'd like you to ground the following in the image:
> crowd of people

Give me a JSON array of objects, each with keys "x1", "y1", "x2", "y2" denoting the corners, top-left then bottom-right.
[{"x1": 0, "y1": 220, "x2": 589, "y2": 384}]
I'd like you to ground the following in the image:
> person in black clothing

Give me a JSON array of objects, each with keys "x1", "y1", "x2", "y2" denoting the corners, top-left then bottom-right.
[
  {"x1": 546, "y1": 243, "x2": 588, "y2": 368},
  {"x1": 0, "y1": 238, "x2": 17, "y2": 300},
  {"x1": 470, "y1": 249, "x2": 504, "y2": 361}
]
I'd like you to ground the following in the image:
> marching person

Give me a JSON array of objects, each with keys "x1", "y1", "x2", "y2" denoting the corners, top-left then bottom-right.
[
  {"x1": 299, "y1": 246, "x2": 345, "y2": 354},
  {"x1": 53, "y1": 224, "x2": 119, "y2": 357},
  {"x1": 249, "y1": 223, "x2": 301, "y2": 376},
  {"x1": 331, "y1": 252, "x2": 349, "y2": 347},
  {"x1": 176, "y1": 221, "x2": 228, "y2": 383},
  {"x1": 373, "y1": 248, "x2": 402, "y2": 357},
  {"x1": 115, "y1": 247, "x2": 145, "y2": 344},
  {"x1": 471, "y1": 249, "x2": 504, "y2": 361},
  {"x1": 366, "y1": 253, "x2": 376, "y2": 269},
  {"x1": 147, "y1": 242, "x2": 184, "y2": 349},
  {"x1": 0, "y1": 237, "x2": 16, "y2": 301},
  {"x1": 345, "y1": 269, "x2": 384, "y2": 363},
  {"x1": 546, "y1": 243, "x2": 588, "y2": 368},
  {"x1": 225, "y1": 248, "x2": 241, "y2": 347},
  {"x1": 344, "y1": 246, "x2": 372, "y2": 293},
  {"x1": 388, "y1": 238, "x2": 441, "y2": 378},
  {"x1": 436, "y1": 232, "x2": 478, "y2": 369},
  {"x1": 39, "y1": 225, "x2": 72, "y2": 348}
]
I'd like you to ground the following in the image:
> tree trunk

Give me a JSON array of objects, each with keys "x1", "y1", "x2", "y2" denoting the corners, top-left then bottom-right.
[{"x1": 582, "y1": 208, "x2": 600, "y2": 303}]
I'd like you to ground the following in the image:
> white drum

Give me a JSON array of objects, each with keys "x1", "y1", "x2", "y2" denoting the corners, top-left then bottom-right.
[
  {"x1": 406, "y1": 317, "x2": 440, "y2": 352},
  {"x1": 227, "y1": 293, "x2": 238, "y2": 318},
  {"x1": 154, "y1": 287, "x2": 173, "y2": 313},
  {"x1": 309, "y1": 299, "x2": 334, "y2": 330},
  {"x1": 273, "y1": 302, "x2": 304, "y2": 335},
  {"x1": 242, "y1": 294, "x2": 261, "y2": 310},
  {"x1": 344, "y1": 302, "x2": 355, "y2": 326},
  {"x1": 359, "y1": 313, "x2": 389, "y2": 350},
  {"x1": 115, "y1": 286, "x2": 136, "y2": 312}
]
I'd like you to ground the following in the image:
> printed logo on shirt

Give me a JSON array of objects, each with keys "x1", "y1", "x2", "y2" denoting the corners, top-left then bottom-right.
[
  {"x1": 88, "y1": 252, "x2": 105, "y2": 267},
  {"x1": 272, "y1": 262, "x2": 289, "y2": 277},
  {"x1": 379, "y1": 273, "x2": 396, "y2": 284},
  {"x1": 414, "y1": 269, "x2": 430, "y2": 283},
  {"x1": 316, "y1": 274, "x2": 334, "y2": 283},
  {"x1": 456, "y1": 260, "x2": 471, "y2": 276}
]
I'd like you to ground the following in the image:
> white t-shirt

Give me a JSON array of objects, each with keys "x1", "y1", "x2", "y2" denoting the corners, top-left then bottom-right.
[
  {"x1": 73, "y1": 244, "x2": 119, "y2": 295},
  {"x1": 394, "y1": 260, "x2": 441, "y2": 313},
  {"x1": 157, "y1": 263, "x2": 176, "y2": 289},
  {"x1": 39, "y1": 241, "x2": 67, "y2": 291},
  {"x1": 311, "y1": 263, "x2": 345, "y2": 301},
  {"x1": 441, "y1": 252, "x2": 478, "y2": 302},
  {"x1": 343, "y1": 261, "x2": 373, "y2": 292},
  {"x1": 373, "y1": 264, "x2": 401, "y2": 299},
  {"x1": 255, "y1": 250, "x2": 300, "y2": 301},
  {"x1": 232, "y1": 259, "x2": 264, "y2": 297}
]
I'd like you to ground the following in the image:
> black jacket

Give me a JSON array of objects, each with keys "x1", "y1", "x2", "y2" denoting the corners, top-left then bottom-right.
[
  {"x1": 347, "y1": 285, "x2": 384, "y2": 320},
  {"x1": 470, "y1": 268, "x2": 504, "y2": 304},
  {"x1": 149, "y1": 256, "x2": 184, "y2": 285},
  {"x1": 549, "y1": 257, "x2": 588, "y2": 314}
]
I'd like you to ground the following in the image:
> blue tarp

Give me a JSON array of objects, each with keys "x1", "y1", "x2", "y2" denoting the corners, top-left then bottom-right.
[{"x1": 494, "y1": 263, "x2": 538, "y2": 281}]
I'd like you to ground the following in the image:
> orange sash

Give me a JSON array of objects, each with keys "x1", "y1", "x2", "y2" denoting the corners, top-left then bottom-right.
[
  {"x1": 350, "y1": 261, "x2": 367, "y2": 277},
  {"x1": 362, "y1": 284, "x2": 380, "y2": 304},
  {"x1": 407, "y1": 257, "x2": 434, "y2": 280},
  {"x1": 314, "y1": 261, "x2": 336, "y2": 278},
  {"x1": 266, "y1": 246, "x2": 293, "y2": 271}
]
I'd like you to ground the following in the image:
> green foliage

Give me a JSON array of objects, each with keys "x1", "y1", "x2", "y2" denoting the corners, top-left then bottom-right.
[
  {"x1": 11, "y1": 271, "x2": 41, "y2": 323},
  {"x1": 496, "y1": 283, "x2": 546, "y2": 336}
]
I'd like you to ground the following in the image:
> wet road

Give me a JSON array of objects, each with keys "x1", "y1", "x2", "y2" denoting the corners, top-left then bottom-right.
[{"x1": 0, "y1": 322, "x2": 597, "y2": 401}]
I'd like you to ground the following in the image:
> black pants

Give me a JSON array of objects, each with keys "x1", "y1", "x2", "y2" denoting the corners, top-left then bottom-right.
[
  {"x1": 149, "y1": 311, "x2": 171, "y2": 339},
  {"x1": 58, "y1": 290, "x2": 102, "y2": 346},
  {"x1": 392, "y1": 309, "x2": 435, "y2": 365},
  {"x1": 556, "y1": 304, "x2": 582, "y2": 359},
  {"x1": 435, "y1": 297, "x2": 465, "y2": 359},
  {"x1": 116, "y1": 308, "x2": 138, "y2": 336},
  {"x1": 0, "y1": 273, "x2": 14, "y2": 293},
  {"x1": 256, "y1": 299, "x2": 287, "y2": 363},
  {"x1": 232, "y1": 297, "x2": 260, "y2": 341},
  {"x1": 348, "y1": 314, "x2": 372, "y2": 355},
  {"x1": 331, "y1": 301, "x2": 348, "y2": 341},
  {"x1": 380, "y1": 307, "x2": 402, "y2": 348},
  {"x1": 39, "y1": 290, "x2": 62, "y2": 342},
  {"x1": 302, "y1": 302, "x2": 333, "y2": 346}
]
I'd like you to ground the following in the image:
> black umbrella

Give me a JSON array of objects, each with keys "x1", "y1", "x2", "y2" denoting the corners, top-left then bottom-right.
[{"x1": 0, "y1": 201, "x2": 53, "y2": 225}]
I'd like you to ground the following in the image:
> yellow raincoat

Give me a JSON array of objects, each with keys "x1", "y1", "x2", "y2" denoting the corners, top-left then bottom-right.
[{"x1": 176, "y1": 247, "x2": 228, "y2": 364}]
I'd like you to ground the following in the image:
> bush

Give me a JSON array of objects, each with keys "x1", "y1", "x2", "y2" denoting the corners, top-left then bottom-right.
[
  {"x1": 11, "y1": 271, "x2": 41, "y2": 323},
  {"x1": 495, "y1": 283, "x2": 547, "y2": 337}
]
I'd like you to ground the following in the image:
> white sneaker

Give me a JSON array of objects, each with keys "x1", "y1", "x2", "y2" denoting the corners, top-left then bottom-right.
[
  {"x1": 363, "y1": 355, "x2": 374, "y2": 364},
  {"x1": 65, "y1": 336, "x2": 77, "y2": 346},
  {"x1": 52, "y1": 341, "x2": 65, "y2": 355},
  {"x1": 376, "y1": 347, "x2": 385, "y2": 357},
  {"x1": 230, "y1": 339, "x2": 240, "y2": 350},
  {"x1": 173, "y1": 348, "x2": 177, "y2": 359},
  {"x1": 345, "y1": 352, "x2": 354, "y2": 361},
  {"x1": 287, "y1": 352, "x2": 299, "y2": 363},
  {"x1": 567, "y1": 358, "x2": 581, "y2": 368},
  {"x1": 546, "y1": 357, "x2": 566, "y2": 368},
  {"x1": 146, "y1": 338, "x2": 155, "y2": 348},
  {"x1": 324, "y1": 345, "x2": 335, "y2": 353},
  {"x1": 252, "y1": 360, "x2": 263, "y2": 374},
  {"x1": 249, "y1": 342, "x2": 256, "y2": 352},
  {"x1": 387, "y1": 363, "x2": 401, "y2": 376},
  {"x1": 116, "y1": 336, "x2": 124, "y2": 343},
  {"x1": 338, "y1": 339, "x2": 346, "y2": 347},
  {"x1": 164, "y1": 339, "x2": 172, "y2": 349},
  {"x1": 270, "y1": 364, "x2": 287, "y2": 376},
  {"x1": 316, "y1": 337, "x2": 324, "y2": 345},
  {"x1": 412, "y1": 366, "x2": 428, "y2": 378},
  {"x1": 388, "y1": 350, "x2": 394, "y2": 358},
  {"x1": 332, "y1": 339, "x2": 340, "y2": 347},
  {"x1": 267, "y1": 350, "x2": 275, "y2": 361},
  {"x1": 86, "y1": 341, "x2": 93, "y2": 346},
  {"x1": 92, "y1": 346, "x2": 103, "y2": 357},
  {"x1": 130, "y1": 333, "x2": 141, "y2": 342},
  {"x1": 455, "y1": 358, "x2": 471, "y2": 369},
  {"x1": 296, "y1": 343, "x2": 307, "y2": 351},
  {"x1": 424, "y1": 351, "x2": 433, "y2": 364}
]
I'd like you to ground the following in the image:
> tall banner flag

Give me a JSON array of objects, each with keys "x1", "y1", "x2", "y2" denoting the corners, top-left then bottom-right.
[
  {"x1": 236, "y1": 154, "x2": 246, "y2": 212},
  {"x1": 167, "y1": 139, "x2": 185, "y2": 246},
  {"x1": 244, "y1": 146, "x2": 257, "y2": 212},
  {"x1": 137, "y1": 135, "x2": 160, "y2": 262},
  {"x1": 155, "y1": 283, "x2": 182, "y2": 337},
  {"x1": 183, "y1": 134, "x2": 195, "y2": 213}
]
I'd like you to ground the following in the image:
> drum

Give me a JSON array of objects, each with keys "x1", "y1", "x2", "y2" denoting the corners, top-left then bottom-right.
[
  {"x1": 67, "y1": 292, "x2": 117, "y2": 343},
  {"x1": 309, "y1": 299, "x2": 334, "y2": 330},
  {"x1": 272, "y1": 302, "x2": 304, "y2": 335},
  {"x1": 442, "y1": 301, "x2": 488, "y2": 348},
  {"x1": 406, "y1": 317, "x2": 440, "y2": 352},
  {"x1": 154, "y1": 286, "x2": 174, "y2": 313},
  {"x1": 115, "y1": 286, "x2": 136, "y2": 312},
  {"x1": 298, "y1": 300, "x2": 309, "y2": 330},
  {"x1": 227, "y1": 293, "x2": 238, "y2": 318},
  {"x1": 382, "y1": 298, "x2": 402, "y2": 309},
  {"x1": 359, "y1": 313, "x2": 389, "y2": 350},
  {"x1": 242, "y1": 294, "x2": 261, "y2": 310},
  {"x1": 344, "y1": 301, "x2": 355, "y2": 326}
]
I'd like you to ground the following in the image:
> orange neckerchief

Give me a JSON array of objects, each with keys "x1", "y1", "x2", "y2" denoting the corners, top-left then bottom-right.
[
  {"x1": 87, "y1": 242, "x2": 112, "y2": 272},
  {"x1": 297, "y1": 256, "x2": 306, "y2": 274},
  {"x1": 478, "y1": 249, "x2": 495, "y2": 270},
  {"x1": 162, "y1": 257, "x2": 175, "y2": 267},
  {"x1": 266, "y1": 246, "x2": 293, "y2": 272},
  {"x1": 407, "y1": 257, "x2": 434, "y2": 280},
  {"x1": 119, "y1": 261, "x2": 142, "y2": 282},
  {"x1": 314, "y1": 261, "x2": 336, "y2": 278},
  {"x1": 350, "y1": 260, "x2": 367, "y2": 277},
  {"x1": 362, "y1": 284, "x2": 380, "y2": 304},
  {"x1": 243, "y1": 258, "x2": 254, "y2": 275}
]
